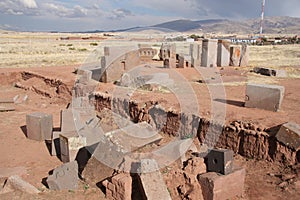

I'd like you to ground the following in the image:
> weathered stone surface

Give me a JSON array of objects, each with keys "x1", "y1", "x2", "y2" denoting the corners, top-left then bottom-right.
[
  {"x1": 82, "y1": 156, "x2": 115, "y2": 185},
  {"x1": 245, "y1": 83, "x2": 285, "y2": 112},
  {"x1": 239, "y1": 43, "x2": 249, "y2": 67},
  {"x1": 217, "y1": 40, "x2": 230, "y2": 67},
  {"x1": 59, "y1": 131, "x2": 86, "y2": 163},
  {"x1": 6, "y1": 175, "x2": 40, "y2": 194},
  {"x1": 198, "y1": 167, "x2": 245, "y2": 200},
  {"x1": 61, "y1": 109, "x2": 77, "y2": 133},
  {"x1": 105, "y1": 122, "x2": 162, "y2": 153},
  {"x1": 138, "y1": 159, "x2": 172, "y2": 200},
  {"x1": 46, "y1": 161, "x2": 78, "y2": 191},
  {"x1": 276, "y1": 122, "x2": 300, "y2": 150},
  {"x1": 206, "y1": 149, "x2": 233, "y2": 175},
  {"x1": 26, "y1": 112, "x2": 53, "y2": 141},
  {"x1": 178, "y1": 112, "x2": 200, "y2": 139},
  {"x1": 229, "y1": 45, "x2": 241, "y2": 67},
  {"x1": 51, "y1": 131, "x2": 60, "y2": 156},
  {"x1": 103, "y1": 173, "x2": 132, "y2": 200},
  {"x1": 190, "y1": 42, "x2": 202, "y2": 67},
  {"x1": 161, "y1": 43, "x2": 177, "y2": 68},
  {"x1": 253, "y1": 67, "x2": 287, "y2": 77},
  {"x1": 201, "y1": 39, "x2": 218, "y2": 67},
  {"x1": 183, "y1": 156, "x2": 207, "y2": 175}
]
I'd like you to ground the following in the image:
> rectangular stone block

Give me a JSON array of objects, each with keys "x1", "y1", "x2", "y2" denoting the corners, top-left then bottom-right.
[
  {"x1": 59, "y1": 131, "x2": 86, "y2": 163},
  {"x1": 198, "y1": 167, "x2": 245, "y2": 200},
  {"x1": 276, "y1": 122, "x2": 300, "y2": 150},
  {"x1": 190, "y1": 43, "x2": 202, "y2": 67},
  {"x1": 6, "y1": 175, "x2": 40, "y2": 194},
  {"x1": 201, "y1": 39, "x2": 218, "y2": 67},
  {"x1": 46, "y1": 161, "x2": 78, "y2": 191},
  {"x1": 239, "y1": 44, "x2": 249, "y2": 67},
  {"x1": 26, "y1": 112, "x2": 53, "y2": 141},
  {"x1": 138, "y1": 159, "x2": 172, "y2": 200},
  {"x1": 217, "y1": 40, "x2": 230, "y2": 67},
  {"x1": 51, "y1": 131, "x2": 61, "y2": 156},
  {"x1": 229, "y1": 45, "x2": 241, "y2": 66},
  {"x1": 245, "y1": 83, "x2": 285, "y2": 112},
  {"x1": 105, "y1": 122, "x2": 162, "y2": 153},
  {"x1": 253, "y1": 67, "x2": 287, "y2": 77},
  {"x1": 206, "y1": 149, "x2": 233, "y2": 175}
]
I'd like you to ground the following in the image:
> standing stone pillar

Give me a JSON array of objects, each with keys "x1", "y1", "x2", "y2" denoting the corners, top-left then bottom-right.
[
  {"x1": 201, "y1": 39, "x2": 218, "y2": 67},
  {"x1": 217, "y1": 40, "x2": 230, "y2": 67}
]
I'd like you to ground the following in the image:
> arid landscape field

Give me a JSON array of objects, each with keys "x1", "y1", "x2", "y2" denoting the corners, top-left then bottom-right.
[{"x1": 0, "y1": 28, "x2": 300, "y2": 200}]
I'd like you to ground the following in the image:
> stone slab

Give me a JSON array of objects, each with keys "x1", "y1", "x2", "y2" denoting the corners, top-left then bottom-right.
[
  {"x1": 201, "y1": 39, "x2": 218, "y2": 67},
  {"x1": 46, "y1": 161, "x2": 78, "y2": 191},
  {"x1": 26, "y1": 112, "x2": 53, "y2": 141},
  {"x1": 59, "y1": 131, "x2": 86, "y2": 163},
  {"x1": 206, "y1": 149, "x2": 233, "y2": 175},
  {"x1": 105, "y1": 122, "x2": 162, "y2": 153},
  {"x1": 0, "y1": 105, "x2": 15, "y2": 112},
  {"x1": 245, "y1": 83, "x2": 285, "y2": 112},
  {"x1": 51, "y1": 131, "x2": 61, "y2": 156},
  {"x1": 253, "y1": 67, "x2": 287, "y2": 77},
  {"x1": 138, "y1": 159, "x2": 172, "y2": 200},
  {"x1": 217, "y1": 41, "x2": 230, "y2": 67},
  {"x1": 276, "y1": 122, "x2": 300, "y2": 150},
  {"x1": 6, "y1": 175, "x2": 40, "y2": 194},
  {"x1": 198, "y1": 167, "x2": 245, "y2": 200},
  {"x1": 229, "y1": 45, "x2": 241, "y2": 67}
]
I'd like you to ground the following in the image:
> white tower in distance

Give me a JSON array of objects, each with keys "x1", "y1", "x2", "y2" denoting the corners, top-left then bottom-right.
[{"x1": 260, "y1": 0, "x2": 266, "y2": 35}]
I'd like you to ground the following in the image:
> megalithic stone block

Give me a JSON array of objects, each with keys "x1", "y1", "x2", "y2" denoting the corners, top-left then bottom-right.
[
  {"x1": 217, "y1": 40, "x2": 230, "y2": 67},
  {"x1": 138, "y1": 159, "x2": 172, "y2": 200},
  {"x1": 59, "y1": 131, "x2": 86, "y2": 163},
  {"x1": 51, "y1": 131, "x2": 61, "y2": 156},
  {"x1": 276, "y1": 122, "x2": 300, "y2": 151},
  {"x1": 46, "y1": 161, "x2": 78, "y2": 191},
  {"x1": 26, "y1": 112, "x2": 53, "y2": 141},
  {"x1": 229, "y1": 45, "x2": 241, "y2": 66},
  {"x1": 198, "y1": 167, "x2": 246, "y2": 200},
  {"x1": 245, "y1": 83, "x2": 285, "y2": 112},
  {"x1": 206, "y1": 149, "x2": 234, "y2": 175},
  {"x1": 201, "y1": 39, "x2": 218, "y2": 67}
]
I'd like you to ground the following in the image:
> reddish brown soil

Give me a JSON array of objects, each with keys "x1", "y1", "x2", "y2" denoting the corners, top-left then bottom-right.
[{"x1": 0, "y1": 65, "x2": 299, "y2": 199}]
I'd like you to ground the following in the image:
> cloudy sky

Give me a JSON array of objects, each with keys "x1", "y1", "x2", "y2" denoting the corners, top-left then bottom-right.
[{"x1": 1, "y1": 0, "x2": 300, "y2": 32}]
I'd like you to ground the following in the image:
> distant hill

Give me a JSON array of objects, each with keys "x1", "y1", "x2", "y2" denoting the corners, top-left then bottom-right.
[{"x1": 152, "y1": 16, "x2": 300, "y2": 34}]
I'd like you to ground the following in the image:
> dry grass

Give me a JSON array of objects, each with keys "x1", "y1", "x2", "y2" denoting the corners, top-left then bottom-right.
[
  {"x1": 249, "y1": 45, "x2": 300, "y2": 68},
  {"x1": 0, "y1": 32, "x2": 104, "y2": 68}
]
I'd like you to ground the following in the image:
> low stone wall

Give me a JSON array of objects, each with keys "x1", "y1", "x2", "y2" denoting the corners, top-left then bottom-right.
[{"x1": 93, "y1": 93, "x2": 299, "y2": 165}]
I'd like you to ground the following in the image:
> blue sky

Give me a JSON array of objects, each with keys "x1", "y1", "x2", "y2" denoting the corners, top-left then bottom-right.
[{"x1": 1, "y1": 0, "x2": 300, "y2": 32}]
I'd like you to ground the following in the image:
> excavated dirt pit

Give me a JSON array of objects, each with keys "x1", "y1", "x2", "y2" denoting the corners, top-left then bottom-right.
[{"x1": 0, "y1": 66, "x2": 299, "y2": 199}]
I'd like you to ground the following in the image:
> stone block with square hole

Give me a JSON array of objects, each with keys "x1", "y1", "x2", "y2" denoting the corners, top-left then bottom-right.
[
  {"x1": 206, "y1": 149, "x2": 233, "y2": 175},
  {"x1": 59, "y1": 131, "x2": 86, "y2": 163},
  {"x1": 26, "y1": 112, "x2": 53, "y2": 141},
  {"x1": 245, "y1": 83, "x2": 285, "y2": 112}
]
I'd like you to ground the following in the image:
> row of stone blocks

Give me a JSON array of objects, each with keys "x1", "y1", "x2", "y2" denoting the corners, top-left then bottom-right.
[
  {"x1": 162, "y1": 39, "x2": 248, "y2": 68},
  {"x1": 102, "y1": 149, "x2": 244, "y2": 200}
]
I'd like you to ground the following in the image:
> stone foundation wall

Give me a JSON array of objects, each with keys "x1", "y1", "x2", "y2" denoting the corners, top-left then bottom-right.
[{"x1": 93, "y1": 93, "x2": 299, "y2": 165}]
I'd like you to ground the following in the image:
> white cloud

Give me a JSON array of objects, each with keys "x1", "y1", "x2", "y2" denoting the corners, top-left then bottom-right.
[
  {"x1": 19, "y1": 0, "x2": 38, "y2": 9},
  {"x1": 109, "y1": 8, "x2": 134, "y2": 20},
  {"x1": 43, "y1": 3, "x2": 88, "y2": 18}
]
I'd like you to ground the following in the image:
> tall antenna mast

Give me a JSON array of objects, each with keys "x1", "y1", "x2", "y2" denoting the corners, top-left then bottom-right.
[{"x1": 260, "y1": 0, "x2": 266, "y2": 35}]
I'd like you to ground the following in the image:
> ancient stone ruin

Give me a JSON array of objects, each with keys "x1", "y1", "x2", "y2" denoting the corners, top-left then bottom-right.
[{"x1": 6, "y1": 42, "x2": 298, "y2": 199}]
